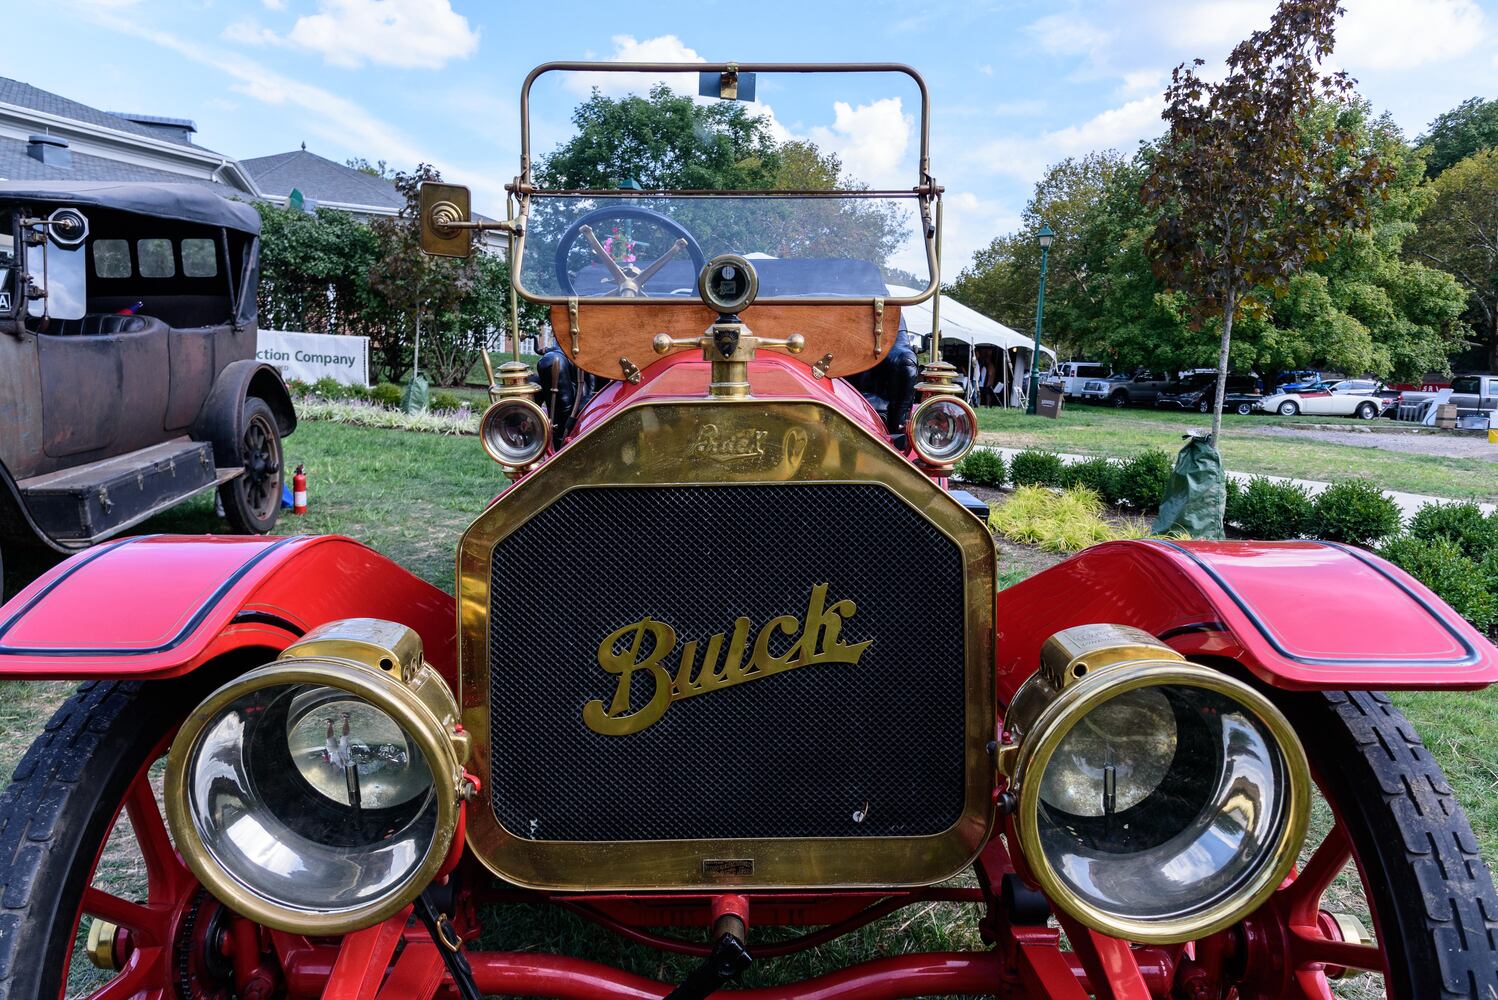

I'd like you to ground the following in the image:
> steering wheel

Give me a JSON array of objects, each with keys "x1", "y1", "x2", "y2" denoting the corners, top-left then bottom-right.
[{"x1": 553, "y1": 206, "x2": 707, "y2": 298}]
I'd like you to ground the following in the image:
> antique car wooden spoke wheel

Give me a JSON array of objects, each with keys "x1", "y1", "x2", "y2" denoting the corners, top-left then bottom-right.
[{"x1": 219, "y1": 398, "x2": 283, "y2": 535}]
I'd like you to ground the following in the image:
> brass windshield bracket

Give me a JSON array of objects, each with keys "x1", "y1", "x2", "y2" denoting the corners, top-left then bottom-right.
[
  {"x1": 619, "y1": 356, "x2": 641, "y2": 385},
  {"x1": 567, "y1": 297, "x2": 580, "y2": 357},
  {"x1": 873, "y1": 298, "x2": 885, "y2": 356}
]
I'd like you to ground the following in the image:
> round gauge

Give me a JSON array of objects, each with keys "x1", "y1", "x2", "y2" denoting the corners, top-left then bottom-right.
[{"x1": 698, "y1": 254, "x2": 759, "y2": 314}]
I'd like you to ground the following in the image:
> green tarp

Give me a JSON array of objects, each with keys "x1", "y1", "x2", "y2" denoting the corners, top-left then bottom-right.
[
  {"x1": 1153, "y1": 434, "x2": 1226, "y2": 539},
  {"x1": 401, "y1": 371, "x2": 430, "y2": 414}
]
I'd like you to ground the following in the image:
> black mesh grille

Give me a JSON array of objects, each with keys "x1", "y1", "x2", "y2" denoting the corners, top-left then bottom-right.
[{"x1": 488, "y1": 483, "x2": 967, "y2": 842}]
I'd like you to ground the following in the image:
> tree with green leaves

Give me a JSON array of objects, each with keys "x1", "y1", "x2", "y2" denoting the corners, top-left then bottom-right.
[
  {"x1": 950, "y1": 152, "x2": 1132, "y2": 353},
  {"x1": 1417, "y1": 97, "x2": 1498, "y2": 179},
  {"x1": 255, "y1": 202, "x2": 382, "y2": 338},
  {"x1": 369, "y1": 164, "x2": 545, "y2": 386},
  {"x1": 1142, "y1": 0, "x2": 1391, "y2": 444},
  {"x1": 1408, "y1": 147, "x2": 1498, "y2": 370}
]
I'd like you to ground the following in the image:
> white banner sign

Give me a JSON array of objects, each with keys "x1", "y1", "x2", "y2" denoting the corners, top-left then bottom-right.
[{"x1": 257, "y1": 329, "x2": 369, "y2": 386}]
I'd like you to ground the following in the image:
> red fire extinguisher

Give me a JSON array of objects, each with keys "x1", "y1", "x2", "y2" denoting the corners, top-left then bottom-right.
[{"x1": 292, "y1": 464, "x2": 308, "y2": 515}]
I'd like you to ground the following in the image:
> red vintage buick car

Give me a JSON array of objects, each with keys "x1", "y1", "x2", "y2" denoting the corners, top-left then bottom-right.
[{"x1": 0, "y1": 62, "x2": 1495, "y2": 1000}]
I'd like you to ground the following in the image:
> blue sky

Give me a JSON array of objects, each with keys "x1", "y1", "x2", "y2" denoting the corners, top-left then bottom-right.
[{"x1": 11, "y1": 0, "x2": 1496, "y2": 272}]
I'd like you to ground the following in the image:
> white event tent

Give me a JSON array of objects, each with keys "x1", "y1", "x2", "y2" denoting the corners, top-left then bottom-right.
[{"x1": 889, "y1": 288, "x2": 1056, "y2": 407}]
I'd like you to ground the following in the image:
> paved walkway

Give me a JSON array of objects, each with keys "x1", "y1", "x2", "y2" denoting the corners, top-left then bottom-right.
[{"x1": 980, "y1": 446, "x2": 1495, "y2": 521}]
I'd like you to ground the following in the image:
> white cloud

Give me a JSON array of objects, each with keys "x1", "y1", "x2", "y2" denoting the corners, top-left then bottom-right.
[
  {"x1": 807, "y1": 98, "x2": 914, "y2": 189},
  {"x1": 561, "y1": 34, "x2": 706, "y2": 97},
  {"x1": 1338, "y1": 0, "x2": 1485, "y2": 70},
  {"x1": 222, "y1": 17, "x2": 281, "y2": 46},
  {"x1": 938, "y1": 190, "x2": 1024, "y2": 274},
  {"x1": 1162, "y1": 0, "x2": 1273, "y2": 49},
  {"x1": 1029, "y1": 13, "x2": 1112, "y2": 57},
  {"x1": 260, "y1": 0, "x2": 480, "y2": 70},
  {"x1": 970, "y1": 95, "x2": 1161, "y2": 181},
  {"x1": 262, "y1": 0, "x2": 286, "y2": 8}
]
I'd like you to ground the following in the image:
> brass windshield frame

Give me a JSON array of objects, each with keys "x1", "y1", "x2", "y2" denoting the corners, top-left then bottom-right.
[{"x1": 510, "y1": 62, "x2": 940, "y2": 307}]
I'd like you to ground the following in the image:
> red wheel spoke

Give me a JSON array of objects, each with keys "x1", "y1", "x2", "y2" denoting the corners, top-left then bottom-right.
[
  {"x1": 1290, "y1": 968, "x2": 1334, "y2": 1000},
  {"x1": 82, "y1": 887, "x2": 168, "y2": 942},
  {"x1": 1292, "y1": 931, "x2": 1385, "y2": 973},
  {"x1": 82, "y1": 945, "x2": 163, "y2": 1000},
  {"x1": 124, "y1": 774, "x2": 186, "y2": 897},
  {"x1": 1280, "y1": 823, "x2": 1351, "y2": 921}
]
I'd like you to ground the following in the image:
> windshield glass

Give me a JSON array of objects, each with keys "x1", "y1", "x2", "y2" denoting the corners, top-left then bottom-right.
[{"x1": 520, "y1": 65, "x2": 931, "y2": 301}]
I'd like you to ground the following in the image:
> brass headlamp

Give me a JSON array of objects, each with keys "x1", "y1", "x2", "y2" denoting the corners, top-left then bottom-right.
[
  {"x1": 165, "y1": 619, "x2": 470, "y2": 935},
  {"x1": 999, "y1": 624, "x2": 1310, "y2": 944}
]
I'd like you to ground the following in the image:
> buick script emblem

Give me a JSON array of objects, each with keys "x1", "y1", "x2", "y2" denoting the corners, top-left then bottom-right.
[{"x1": 583, "y1": 583, "x2": 871, "y2": 736}]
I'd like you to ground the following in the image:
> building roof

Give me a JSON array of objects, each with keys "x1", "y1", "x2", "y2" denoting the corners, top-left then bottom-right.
[
  {"x1": 242, "y1": 149, "x2": 404, "y2": 211},
  {"x1": 0, "y1": 77, "x2": 209, "y2": 150},
  {"x1": 0, "y1": 136, "x2": 236, "y2": 190}
]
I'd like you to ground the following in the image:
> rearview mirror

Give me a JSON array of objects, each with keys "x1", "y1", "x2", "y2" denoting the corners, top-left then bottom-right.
[
  {"x1": 419, "y1": 182, "x2": 473, "y2": 259},
  {"x1": 698, "y1": 70, "x2": 757, "y2": 101}
]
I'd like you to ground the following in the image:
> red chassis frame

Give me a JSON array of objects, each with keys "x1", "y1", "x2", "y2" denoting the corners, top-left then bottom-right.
[{"x1": 1, "y1": 501, "x2": 1495, "y2": 997}]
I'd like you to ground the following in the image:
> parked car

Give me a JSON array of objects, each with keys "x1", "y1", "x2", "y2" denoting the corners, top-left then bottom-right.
[
  {"x1": 1155, "y1": 372, "x2": 1263, "y2": 414},
  {"x1": 0, "y1": 182, "x2": 296, "y2": 591},
  {"x1": 1, "y1": 61, "x2": 1495, "y2": 1000},
  {"x1": 1094, "y1": 370, "x2": 1170, "y2": 407},
  {"x1": 1326, "y1": 378, "x2": 1382, "y2": 395},
  {"x1": 1274, "y1": 369, "x2": 1323, "y2": 391},
  {"x1": 1257, "y1": 387, "x2": 1386, "y2": 419},
  {"x1": 1051, "y1": 360, "x2": 1111, "y2": 398},
  {"x1": 1395, "y1": 373, "x2": 1498, "y2": 420}
]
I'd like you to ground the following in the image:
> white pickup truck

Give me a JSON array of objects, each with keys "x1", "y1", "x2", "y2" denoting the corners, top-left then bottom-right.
[
  {"x1": 1396, "y1": 373, "x2": 1498, "y2": 421},
  {"x1": 1050, "y1": 361, "x2": 1112, "y2": 400}
]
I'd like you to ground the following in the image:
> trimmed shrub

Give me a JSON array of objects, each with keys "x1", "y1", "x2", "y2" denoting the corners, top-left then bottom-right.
[
  {"x1": 1380, "y1": 535, "x2": 1498, "y2": 633},
  {"x1": 1009, "y1": 449, "x2": 1065, "y2": 488},
  {"x1": 1060, "y1": 456, "x2": 1122, "y2": 505},
  {"x1": 311, "y1": 376, "x2": 348, "y2": 400},
  {"x1": 430, "y1": 390, "x2": 464, "y2": 413},
  {"x1": 343, "y1": 384, "x2": 371, "y2": 402},
  {"x1": 369, "y1": 382, "x2": 404, "y2": 408},
  {"x1": 989, "y1": 485, "x2": 1150, "y2": 553},
  {"x1": 1407, "y1": 501, "x2": 1498, "y2": 560},
  {"x1": 1311, "y1": 478, "x2": 1401, "y2": 548},
  {"x1": 286, "y1": 378, "x2": 311, "y2": 399},
  {"x1": 1227, "y1": 476, "x2": 1313, "y2": 540},
  {"x1": 1115, "y1": 448, "x2": 1173, "y2": 511},
  {"x1": 955, "y1": 449, "x2": 1006, "y2": 488}
]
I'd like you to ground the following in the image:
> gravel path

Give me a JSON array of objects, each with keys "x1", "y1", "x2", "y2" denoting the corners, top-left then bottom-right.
[{"x1": 1246, "y1": 424, "x2": 1498, "y2": 460}]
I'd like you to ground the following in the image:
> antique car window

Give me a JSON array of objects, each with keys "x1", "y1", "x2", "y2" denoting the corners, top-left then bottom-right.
[
  {"x1": 0, "y1": 211, "x2": 14, "y2": 313},
  {"x1": 138, "y1": 238, "x2": 174, "y2": 278},
  {"x1": 92, "y1": 239, "x2": 132, "y2": 278},
  {"x1": 181, "y1": 238, "x2": 218, "y2": 277},
  {"x1": 25, "y1": 239, "x2": 87, "y2": 321}
]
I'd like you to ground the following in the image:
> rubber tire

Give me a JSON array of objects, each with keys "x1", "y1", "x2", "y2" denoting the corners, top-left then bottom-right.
[
  {"x1": 1198, "y1": 400, "x2": 1211, "y2": 413},
  {"x1": 1236, "y1": 402, "x2": 1253, "y2": 415},
  {"x1": 1278, "y1": 401, "x2": 1300, "y2": 416},
  {"x1": 1278, "y1": 689, "x2": 1498, "y2": 998},
  {"x1": 0, "y1": 680, "x2": 202, "y2": 1000},
  {"x1": 1357, "y1": 401, "x2": 1378, "y2": 420},
  {"x1": 1110, "y1": 392, "x2": 1129, "y2": 408},
  {"x1": 220, "y1": 397, "x2": 283, "y2": 535}
]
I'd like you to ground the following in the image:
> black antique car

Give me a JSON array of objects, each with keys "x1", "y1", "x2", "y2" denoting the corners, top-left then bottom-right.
[{"x1": 0, "y1": 182, "x2": 295, "y2": 588}]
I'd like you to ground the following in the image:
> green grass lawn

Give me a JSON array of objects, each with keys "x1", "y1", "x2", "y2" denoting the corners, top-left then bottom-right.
[
  {"x1": 1, "y1": 417, "x2": 1493, "y2": 997},
  {"x1": 978, "y1": 405, "x2": 1498, "y2": 500}
]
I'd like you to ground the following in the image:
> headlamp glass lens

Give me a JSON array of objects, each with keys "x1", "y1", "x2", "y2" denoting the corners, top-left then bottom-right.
[
  {"x1": 1034, "y1": 683, "x2": 1289, "y2": 923},
  {"x1": 483, "y1": 402, "x2": 547, "y2": 465},
  {"x1": 913, "y1": 399, "x2": 975, "y2": 462},
  {"x1": 187, "y1": 683, "x2": 438, "y2": 913}
]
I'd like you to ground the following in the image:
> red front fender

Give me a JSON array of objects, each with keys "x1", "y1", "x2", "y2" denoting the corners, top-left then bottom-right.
[
  {"x1": 0, "y1": 534, "x2": 455, "y2": 681},
  {"x1": 996, "y1": 539, "x2": 1498, "y2": 702}
]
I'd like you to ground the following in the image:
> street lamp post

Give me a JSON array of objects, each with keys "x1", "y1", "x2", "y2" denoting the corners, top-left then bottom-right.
[{"x1": 1026, "y1": 223, "x2": 1055, "y2": 415}]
